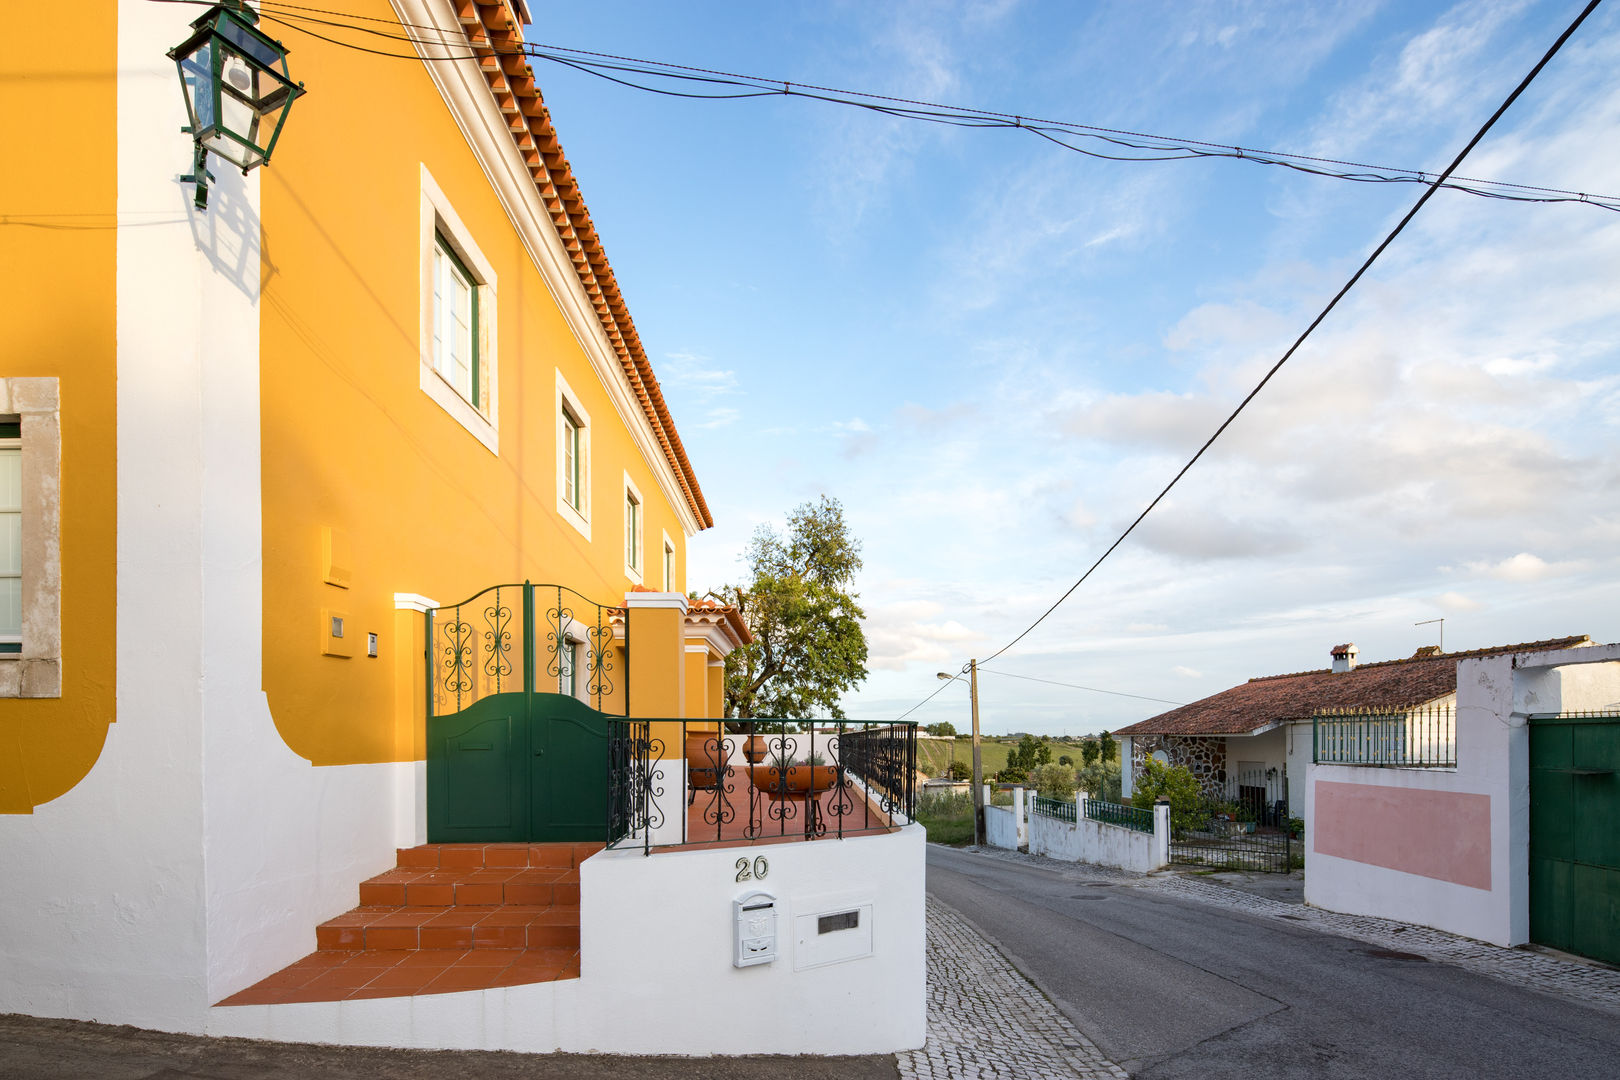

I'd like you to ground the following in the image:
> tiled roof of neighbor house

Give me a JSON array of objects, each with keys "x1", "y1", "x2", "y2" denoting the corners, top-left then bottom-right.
[
  {"x1": 456, "y1": 1, "x2": 712, "y2": 529},
  {"x1": 1115, "y1": 635, "x2": 1592, "y2": 737},
  {"x1": 686, "y1": 596, "x2": 754, "y2": 647}
]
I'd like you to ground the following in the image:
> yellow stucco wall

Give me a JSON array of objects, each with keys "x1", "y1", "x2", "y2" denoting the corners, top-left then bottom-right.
[
  {"x1": 259, "y1": 5, "x2": 690, "y2": 765},
  {"x1": 0, "y1": 3, "x2": 119, "y2": 813}
]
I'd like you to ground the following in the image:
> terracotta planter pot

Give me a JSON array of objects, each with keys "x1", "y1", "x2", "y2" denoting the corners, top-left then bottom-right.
[
  {"x1": 685, "y1": 732, "x2": 725, "y2": 769},
  {"x1": 742, "y1": 735, "x2": 769, "y2": 765},
  {"x1": 758, "y1": 764, "x2": 839, "y2": 794}
]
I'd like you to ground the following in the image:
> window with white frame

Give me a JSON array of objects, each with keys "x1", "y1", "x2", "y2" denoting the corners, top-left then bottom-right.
[
  {"x1": 623, "y1": 474, "x2": 643, "y2": 582},
  {"x1": 431, "y1": 233, "x2": 479, "y2": 405},
  {"x1": 419, "y1": 164, "x2": 498, "y2": 455},
  {"x1": 0, "y1": 418, "x2": 20, "y2": 655},
  {"x1": 662, "y1": 532, "x2": 676, "y2": 593},
  {"x1": 555, "y1": 370, "x2": 591, "y2": 538}
]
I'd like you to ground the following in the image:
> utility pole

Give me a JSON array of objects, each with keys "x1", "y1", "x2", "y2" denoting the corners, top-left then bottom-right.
[{"x1": 970, "y1": 658, "x2": 984, "y2": 847}]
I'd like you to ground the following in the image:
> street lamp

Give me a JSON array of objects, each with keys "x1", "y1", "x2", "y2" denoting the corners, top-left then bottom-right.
[
  {"x1": 167, "y1": 2, "x2": 306, "y2": 210},
  {"x1": 937, "y1": 661, "x2": 984, "y2": 847}
]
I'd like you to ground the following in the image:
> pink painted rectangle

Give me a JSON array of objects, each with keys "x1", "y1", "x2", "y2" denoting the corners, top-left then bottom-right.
[{"x1": 1313, "y1": 781, "x2": 1492, "y2": 890}]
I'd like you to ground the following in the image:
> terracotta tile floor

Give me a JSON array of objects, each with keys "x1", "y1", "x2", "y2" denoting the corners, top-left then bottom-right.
[
  {"x1": 680, "y1": 776, "x2": 900, "y2": 848},
  {"x1": 217, "y1": 946, "x2": 580, "y2": 1005}
]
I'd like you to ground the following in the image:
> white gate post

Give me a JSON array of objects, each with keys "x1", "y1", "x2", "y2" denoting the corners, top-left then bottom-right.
[
  {"x1": 1014, "y1": 786, "x2": 1027, "y2": 849},
  {"x1": 1153, "y1": 798, "x2": 1171, "y2": 869}
]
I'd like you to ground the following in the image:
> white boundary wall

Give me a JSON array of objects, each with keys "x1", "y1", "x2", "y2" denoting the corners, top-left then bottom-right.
[
  {"x1": 1305, "y1": 643, "x2": 1620, "y2": 946},
  {"x1": 212, "y1": 826, "x2": 927, "y2": 1054},
  {"x1": 985, "y1": 804, "x2": 1020, "y2": 851},
  {"x1": 1028, "y1": 798, "x2": 1169, "y2": 873}
]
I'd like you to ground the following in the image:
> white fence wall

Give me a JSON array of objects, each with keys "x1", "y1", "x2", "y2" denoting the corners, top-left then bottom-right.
[{"x1": 984, "y1": 789, "x2": 1170, "y2": 873}]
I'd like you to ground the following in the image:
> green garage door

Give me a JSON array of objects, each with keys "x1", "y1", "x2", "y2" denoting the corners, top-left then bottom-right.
[{"x1": 1529, "y1": 714, "x2": 1620, "y2": 967}]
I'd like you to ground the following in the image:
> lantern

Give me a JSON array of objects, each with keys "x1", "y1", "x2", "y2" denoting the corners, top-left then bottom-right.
[{"x1": 168, "y1": 2, "x2": 305, "y2": 209}]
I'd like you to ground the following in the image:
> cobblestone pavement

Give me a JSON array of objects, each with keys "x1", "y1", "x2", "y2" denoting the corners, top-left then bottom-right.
[
  {"x1": 898, "y1": 897, "x2": 1129, "y2": 1080},
  {"x1": 969, "y1": 845, "x2": 1620, "y2": 1016}
]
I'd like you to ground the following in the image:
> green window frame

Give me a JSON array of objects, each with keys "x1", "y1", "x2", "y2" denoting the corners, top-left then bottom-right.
[
  {"x1": 562, "y1": 407, "x2": 582, "y2": 511},
  {"x1": 625, "y1": 488, "x2": 642, "y2": 574}
]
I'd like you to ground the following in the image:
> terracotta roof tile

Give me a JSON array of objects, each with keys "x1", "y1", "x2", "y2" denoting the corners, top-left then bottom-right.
[
  {"x1": 458, "y1": 7, "x2": 712, "y2": 530},
  {"x1": 1115, "y1": 635, "x2": 1591, "y2": 737}
]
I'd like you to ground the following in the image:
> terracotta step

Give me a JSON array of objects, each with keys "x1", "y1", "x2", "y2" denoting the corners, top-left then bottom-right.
[
  {"x1": 316, "y1": 904, "x2": 580, "y2": 952},
  {"x1": 358, "y1": 866, "x2": 580, "y2": 908},
  {"x1": 395, "y1": 841, "x2": 602, "y2": 872}
]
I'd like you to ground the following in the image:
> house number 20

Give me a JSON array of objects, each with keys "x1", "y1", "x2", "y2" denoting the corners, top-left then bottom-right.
[{"x1": 735, "y1": 856, "x2": 769, "y2": 882}]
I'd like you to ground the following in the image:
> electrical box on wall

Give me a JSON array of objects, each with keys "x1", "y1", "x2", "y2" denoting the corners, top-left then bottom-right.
[
  {"x1": 733, "y1": 891, "x2": 777, "y2": 968},
  {"x1": 793, "y1": 898, "x2": 874, "y2": 970},
  {"x1": 321, "y1": 608, "x2": 352, "y2": 657}
]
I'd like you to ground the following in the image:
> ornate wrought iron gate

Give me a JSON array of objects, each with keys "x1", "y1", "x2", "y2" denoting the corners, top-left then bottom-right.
[
  {"x1": 1530, "y1": 712, "x2": 1620, "y2": 967},
  {"x1": 1168, "y1": 766, "x2": 1297, "y2": 872},
  {"x1": 424, "y1": 583, "x2": 626, "y2": 843}
]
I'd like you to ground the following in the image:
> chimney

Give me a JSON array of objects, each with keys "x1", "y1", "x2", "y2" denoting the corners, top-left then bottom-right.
[{"x1": 1331, "y1": 643, "x2": 1358, "y2": 673}]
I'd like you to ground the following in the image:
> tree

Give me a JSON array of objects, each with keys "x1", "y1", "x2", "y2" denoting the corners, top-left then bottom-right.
[
  {"x1": 1077, "y1": 759, "x2": 1121, "y2": 803},
  {"x1": 708, "y1": 497, "x2": 868, "y2": 718},
  {"x1": 948, "y1": 759, "x2": 972, "y2": 781},
  {"x1": 925, "y1": 721, "x2": 957, "y2": 737},
  {"x1": 1031, "y1": 763, "x2": 1076, "y2": 801},
  {"x1": 1098, "y1": 730, "x2": 1118, "y2": 762},
  {"x1": 1130, "y1": 758, "x2": 1201, "y2": 835},
  {"x1": 1080, "y1": 739, "x2": 1101, "y2": 767},
  {"x1": 1057, "y1": 754, "x2": 1072, "y2": 767}
]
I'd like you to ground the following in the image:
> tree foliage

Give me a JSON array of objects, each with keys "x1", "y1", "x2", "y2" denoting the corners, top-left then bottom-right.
[
  {"x1": 948, "y1": 759, "x2": 973, "y2": 781},
  {"x1": 1098, "y1": 730, "x2": 1118, "y2": 762},
  {"x1": 1005, "y1": 734, "x2": 1051, "y2": 774},
  {"x1": 1130, "y1": 758, "x2": 1202, "y2": 835},
  {"x1": 1031, "y1": 763, "x2": 1077, "y2": 801},
  {"x1": 925, "y1": 721, "x2": 957, "y2": 737},
  {"x1": 709, "y1": 496, "x2": 868, "y2": 719},
  {"x1": 1077, "y1": 759, "x2": 1121, "y2": 803},
  {"x1": 1080, "y1": 739, "x2": 1101, "y2": 767}
]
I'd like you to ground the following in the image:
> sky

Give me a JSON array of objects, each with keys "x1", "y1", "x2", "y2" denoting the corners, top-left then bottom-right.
[{"x1": 529, "y1": 1, "x2": 1620, "y2": 736}]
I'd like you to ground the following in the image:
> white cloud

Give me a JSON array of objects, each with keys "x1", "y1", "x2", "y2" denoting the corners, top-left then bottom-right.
[
  {"x1": 1435, "y1": 591, "x2": 1483, "y2": 613},
  {"x1": 1172, "y1": 665, "x2": 1202, "y2": 678},
  {"x1": 1464, "y1": 552, "x2": 1585, "y2": 583}
]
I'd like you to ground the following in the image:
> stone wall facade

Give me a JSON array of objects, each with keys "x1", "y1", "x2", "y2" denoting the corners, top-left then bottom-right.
[{"x1": 1131, "y1": 734, "x2": 1228, "y2": 800}]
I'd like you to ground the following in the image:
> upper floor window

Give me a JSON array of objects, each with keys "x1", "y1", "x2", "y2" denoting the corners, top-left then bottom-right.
[
  {"x1": 662, "y1": 532, "x2": 676, "y2": 593},
  {"x1": 0, "y1": 378, "x2": 61, "y2": 698},
  {"x1": 624, "y1": 474, "x2": 643, "y2": 582},
  {"x1": 419, "y1": 164, "x2": 499, "y2": 455},
  {"x1": 555, "y1": 371, "x2": 592, "y2": 539},
  {"x1": 431, "y1": 234, "x2": 479, "y2": 406}
]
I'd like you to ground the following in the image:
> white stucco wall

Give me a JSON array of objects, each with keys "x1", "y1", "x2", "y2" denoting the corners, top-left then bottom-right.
[
  {"x1": 984, "y1": 804, "x2": 1019, "y2": 850},
  {"x1": 0, "y1": 4, "x2": 415, "y2": 1032},
  {"x1": 212, "y1": 826, "x2": 928, "y2": 1055},
  {"x1": 1028, "y1": 803, "x2": 1168, "y2": 873},
  {"x1": 1305, "y1": 645, "x2": 1620, "y2": 946}
]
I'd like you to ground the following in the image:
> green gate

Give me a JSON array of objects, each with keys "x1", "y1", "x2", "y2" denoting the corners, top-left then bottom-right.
[
  {"x1": 424, "y1": 583, "x2": 626, "y2": 843},
  {"x1": 1529, "y1": 712, "x2": 1620, "y2": 967}
]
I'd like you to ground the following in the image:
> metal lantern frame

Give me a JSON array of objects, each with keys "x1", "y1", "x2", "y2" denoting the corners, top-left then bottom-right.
[{"x1": 167, "y1": 2, "x2": 305, "y2": 209}]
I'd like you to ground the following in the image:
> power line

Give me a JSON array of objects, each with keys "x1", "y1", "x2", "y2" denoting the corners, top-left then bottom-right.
[
  {"x1": 973, "y1": 0, "x2": 1604, "y2": 669},
  {"x1": 976, "y1": 667, "x2": 1186, "y2": 707},
  {"x1": 893, "y1": 675, "x2": 958, "y2": 723},
  {"x1": 141, "y1": 0, "x2": 1620, "y2": 212}
]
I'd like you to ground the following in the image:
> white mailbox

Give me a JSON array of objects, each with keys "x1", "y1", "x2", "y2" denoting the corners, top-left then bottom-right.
[{"x1": 733, "y1": 890, "x2": 777, "y2": 968}]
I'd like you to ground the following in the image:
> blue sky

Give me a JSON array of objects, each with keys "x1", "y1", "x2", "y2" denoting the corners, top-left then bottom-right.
[{"x1": 531, "y1": 1, "x2": 1620, "y2": 735}]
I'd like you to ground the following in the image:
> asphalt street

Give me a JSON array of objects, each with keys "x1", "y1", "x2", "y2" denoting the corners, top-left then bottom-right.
[{"x1": 926, "y1": 845, "x2": 1620, "y2": 1080}]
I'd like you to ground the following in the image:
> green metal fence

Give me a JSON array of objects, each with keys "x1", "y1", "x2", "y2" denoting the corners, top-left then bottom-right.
[
  {"x1": 1032, "y1": 795, "x2": 1076, "y2": 823},
  {"x1": 1083, "y1": 798, "x2": 1154, "y2": 834},
  {"x1": 1313, "y1": 703, "x2": 1456, "y2": 768}
]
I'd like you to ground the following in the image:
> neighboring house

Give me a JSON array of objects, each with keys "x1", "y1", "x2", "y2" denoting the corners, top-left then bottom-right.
[
  {"x1": 0, "y1": 0, "x2": 922, "y2": 1056},
  {"x1": 1117, "y1": 636, "x2": 1594, "y2": 822}
]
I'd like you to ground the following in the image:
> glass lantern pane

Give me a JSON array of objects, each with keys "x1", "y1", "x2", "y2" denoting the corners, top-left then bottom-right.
[{"x1": 179, "y1": 40, "x2": 217, "y2": 133}]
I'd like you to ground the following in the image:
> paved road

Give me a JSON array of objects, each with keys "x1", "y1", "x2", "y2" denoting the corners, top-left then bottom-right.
[{"x1": 927, "y1": 845, "x2": 1620, "y2": 1080}]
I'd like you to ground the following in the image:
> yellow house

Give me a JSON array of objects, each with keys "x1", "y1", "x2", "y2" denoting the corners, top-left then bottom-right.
[{"x1": 0, "y1": 0, "x2": 923, "y2": 1054}]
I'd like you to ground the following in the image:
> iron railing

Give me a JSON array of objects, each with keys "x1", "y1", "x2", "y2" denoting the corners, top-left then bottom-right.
[
  {"x1": 606, "y1": 719, "x2": 918, "y2": 854},
  {"x1": 1313, "y1": 703, "x2": 1455, "y2": 768},
  {"x1": 426, "y1": 582, "x2": 626, "y2": 718},
  {"x1": 1032, "y1": 795, "x2": 1077, "y2": 823},
  {"x1": 1083, "y1": 798, "x2": 1154, "y2": 834}
]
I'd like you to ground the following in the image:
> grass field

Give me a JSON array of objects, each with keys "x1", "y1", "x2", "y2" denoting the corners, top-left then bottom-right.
[{"x1": 916, "y1": 736, "x2": 1098, "y2": 778}]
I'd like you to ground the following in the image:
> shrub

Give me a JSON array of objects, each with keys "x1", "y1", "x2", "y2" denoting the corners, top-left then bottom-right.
[
  {"x1": 925, "y1": 721, "x2": 957, "y2": 737},
  {"x1": 948, "y1": 759, "x2": 973, "y2": 781},
  {"x1": 1057, "y1": 754, "x2": 1072, "y2": 767},
  {"x1": 1031, "y1": 763, "x2": 1077, "y2": 801},
  {"x1": 997, "y1": 766, "x2": 1028, "y2": 785},
  {"x1": 1130, "y1": 758, "x2": 1202, "y2": 835}
]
